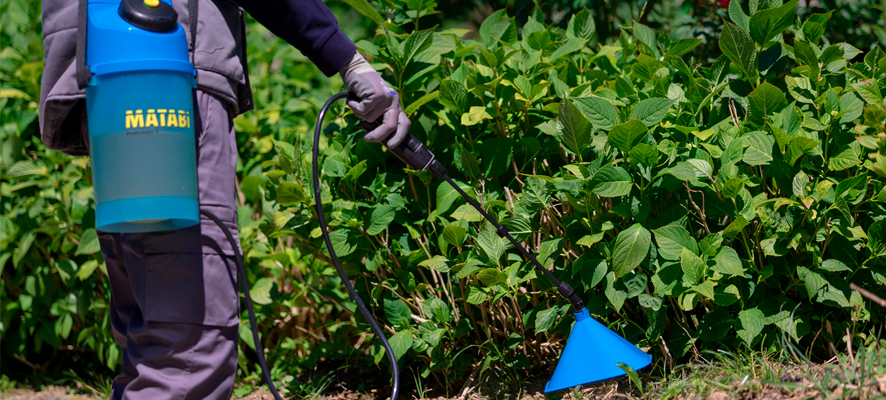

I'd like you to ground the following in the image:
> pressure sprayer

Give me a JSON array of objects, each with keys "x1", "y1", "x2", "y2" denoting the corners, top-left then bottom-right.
[
  {"x1": 82, "y1": 0, "x2": 651, "y2": 397},
  {"x1": 84, "y1": 0, "x2": 199, "y2": 233}
]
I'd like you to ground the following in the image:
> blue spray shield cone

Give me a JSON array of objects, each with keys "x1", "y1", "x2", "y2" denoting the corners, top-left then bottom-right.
[
  {"x1": 85, "y1": 0, "x2": 198, "y2": 233},
  {"x1": 544, "y1": 308, "x2": 652, "y2": 393}
]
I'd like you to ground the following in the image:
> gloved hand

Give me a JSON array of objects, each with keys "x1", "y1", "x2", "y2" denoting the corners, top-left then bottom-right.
[{"x1": 340, "y1": 52, "x2": 410, "y2": 148}]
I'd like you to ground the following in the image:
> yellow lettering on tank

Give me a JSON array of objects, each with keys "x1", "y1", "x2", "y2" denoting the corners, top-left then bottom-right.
[
  {"x1": 167, "y1": 111, "x2": 178, "y2": 127},
  {"x1": 178, "y1": 111, "x2": 187, "y2": 128},
  {"x1": 125, "y1": 110, "x2": 144, "y2": 128},
  {"x1": 158, "y1": 109, "x2": 167, "y2": 127},
  {"x1": 145, "y1": 109, "x2": 158, "y2": 128}
]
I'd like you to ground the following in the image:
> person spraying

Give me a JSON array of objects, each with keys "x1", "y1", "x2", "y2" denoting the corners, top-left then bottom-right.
[{"x1": 39, "y1": 0, "x2": 407, "y2": 398}]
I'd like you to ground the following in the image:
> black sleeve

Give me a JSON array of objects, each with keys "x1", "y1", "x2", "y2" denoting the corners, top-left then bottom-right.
[{"x1": 234, "y1": 0, "x2": 357, "y2": 77}]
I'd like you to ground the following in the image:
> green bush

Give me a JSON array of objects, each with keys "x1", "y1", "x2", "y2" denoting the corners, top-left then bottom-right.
[
  {"x1": 256, "y1": 0, "x2": 886, "y2": 390},
  {"x1": 4, "y1": 0, "x2": 886, "y2": 395}
]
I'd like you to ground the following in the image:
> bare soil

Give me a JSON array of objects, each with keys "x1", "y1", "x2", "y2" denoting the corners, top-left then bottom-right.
[{"x1": 6, "y1": 367, "x2": 886, "y2": 400}]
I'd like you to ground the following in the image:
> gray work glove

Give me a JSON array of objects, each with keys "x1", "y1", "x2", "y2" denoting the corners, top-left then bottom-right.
[{"x1": 339, "y1": 52, "x2": 410, "y2": 148}]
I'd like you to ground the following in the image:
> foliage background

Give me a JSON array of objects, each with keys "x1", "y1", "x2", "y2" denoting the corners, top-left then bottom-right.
[{"x1": 3, "y1": 0, "x2": 886, "y2": 397}]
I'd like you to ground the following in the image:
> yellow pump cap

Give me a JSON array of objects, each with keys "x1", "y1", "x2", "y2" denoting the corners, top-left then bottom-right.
[{"x1": 143, "y1": 0, "x2": 160, "y2": 7}]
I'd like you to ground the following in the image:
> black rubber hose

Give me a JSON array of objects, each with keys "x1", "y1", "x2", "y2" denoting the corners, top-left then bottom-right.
[
  {"x1": 200, "y1": 209, "x2": 284, "y2": 400},
  {"x1": 312, "y1": 92, "x2": 400, "y2": 400}
]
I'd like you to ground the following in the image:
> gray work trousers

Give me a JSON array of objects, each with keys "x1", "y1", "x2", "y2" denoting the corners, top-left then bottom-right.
[{"x1": 97, "y1": 91, "x2": 241, "y2": 400}]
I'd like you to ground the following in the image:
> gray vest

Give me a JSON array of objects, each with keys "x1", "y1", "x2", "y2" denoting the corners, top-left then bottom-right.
[{"x1": 40, "y1": 0, "x2": 253, "y2": 156}]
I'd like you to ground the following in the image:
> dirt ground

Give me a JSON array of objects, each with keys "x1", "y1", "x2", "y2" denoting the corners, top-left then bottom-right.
[{"x1": 5, "y1": 366, "x2": 886, "y2": 400}]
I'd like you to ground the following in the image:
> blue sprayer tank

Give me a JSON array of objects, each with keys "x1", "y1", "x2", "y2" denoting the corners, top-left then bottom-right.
[{"x1": 85, "y1": 0, "x2": 198, "y2": 233}]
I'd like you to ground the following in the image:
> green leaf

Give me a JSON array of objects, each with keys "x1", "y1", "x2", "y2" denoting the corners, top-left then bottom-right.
[
  {"x1": 719, "y1": 20, "x2": 759, "y2": 83},
  {"x1": 550, "y1": 37, "x2": 587, "y2": 62},
  {"x1": 329, "y1": 230, "x2": 357, "y2": 257},
  {"x1": 478, "y1": 223, "x2": 506, "y2": 263},
  {"x1": 461, "y1": 106, "x2": 493, "y2": 126},
  {"x1": 665, "y1": 38, "x2": 703, "y2": 59},
  {"x1": 439, "y1": 79, "x2": 468, "y2": 114},
  {"x1": 366, "y1": 206, "x2": 397, "y2": 235},
  {"x1": 557, "y1": 97, "x2": 593, "y2": 155},
  {"x1": 623, "y1": 273, "x2": 648, "y2": 298},
  {"x1": 743, "y1": 131, "x2": 776, "y2": 166},
  {"x1": 571, "y1": 96, "x2": 620, "y2": 130},
  {"x1": 785, "y1": 136, "x2": 819, "y2": 165},
  {"x1": 633, "y1": 21, "x2": 658, "y2": 57},
  {"x1": 456, "y1": 143, "x2": 480, "y2": 178},
  {"x1": 384, "y1": 298, "x2": 412, "y2": 327},
  {"x1": 749, "y1": 0, "x2": 799, "y2": 45},
  {"x1": 424, "y1": 297, "x2": 451, "y2": 324},
  {"x1": 803, "y1": 21, "x2": 824, "y2": 43},
  {"x1": 653, "y1": 225, "x2": 699, "y2": 261},
  {"x1": 729, "y1": 0, "x2": 751, "y2": 31},
  {"x1": 681, "y1": 248, "x2": 705, "y2": 284},
  {"x1": 853, "y1": 80, "x2": 884, "y2": 105},
  {"x1": 722, "y1": 216, "x2": 750, "y2": 239},
  {"x1": 736, "y1": 308, "x2": 765, "y2": 345},
  {"x1": 713, "y1": 247, "x2": 744, "y2": 276},
  {"x1": 56, "y1": 313, "x2": 73, "y2": 340},
  {"x1": 632, "y1": 54, "x2": 667, "y2": 81},
  {"x1": 692, "y1": 279, "x2": 716, "y2": 300},
  {"x1": 591, "y1": 165, "x2": 633, "y2": 197},
  {"x1": 688, "y1": 159, "x2": 713, "y2": 179},
  {"x1": 870, "y1": 220, "x2": 886, "y2": 258},
  {"x1": 401, "y1": 28, "x2": 435, "y2": 67},
  {"x1": 478, "y1": 9, "x2": 517, "y2": 47},
  {"x1": 276, "y1": 182, "x2": 308, "y2": 206},
  {"x1": 608, "y1": 119, "x2": 648, "y2": 152},
  {"x1": 467, "y1": 286, "x2": 488, "y2": 304},
  {"x1": 698, "y1": 309, "x2": 735, "y2": 342},
  {"x1": 477, "y1": 268, "x2": 508, "y2": 286},
  {"x1": 451, "y1": 204, "x2": 484, "y2": 222},
  {"x1": 419, "y1": 255, "x2": 451, "y2": 273},
  {"x1": 748, "y1": 82, "x2": 788, "y2": 125},
  {"x1": 821, "y1": 259, "x2": 851, "y2": 272},
  {"x1": 605, "y1": 272, "x2": 628, "y2": 311},
  {"x1": 250, "y1": 277, "x2": 275, "y2": 305},
  {"x1": 828, "y1": 145, "x2": 860, "y2": 171},
  {"x1": 612, "y1": 223, "x2": 652, "y2": 278},
  {"x1": 436, "y1": 179, "x2": 471, "y2": 215},
  {"x1": 630, "y1": 98, "x2": 675, "y2": 127},
  {"x1": 76, "y1": 260, "x2": 99, "y2": 281},
  {"x1": 630, "y1": 143, "x2": 659, "y2": 166},
  {"x1": 75, "y1": 228, "x2": 101, "y2": 256},
  {"x1": 797, "y1": 266, "x2": 827, "y2": 299},
  {"x1": 521, "y1": 177, "x2": 552, "y2": 211},
  {"x1": 338, "y1": 0, "x2": 385, "y2": 29},
  {"x1": 388, "y1": 330, "x2": 414, "y2": 361},
  {"x1": 6, "y1": 161, "x2": 46, "y2": 177},
  {"x1": 535, "y1": 306, "x2": 560, "y2": 333},
  {"x1": 617, "y1": 363, "x2": 644, "y2": 394},
  {"x1": 342, "y1": 160, "x2": 367, "y2": 183},
  {"x1": 567, "y1": 8, "x2": 596, "y2": 40},
  {"x1": 660, "y1": 162, "x2": 698, "y2": 181},
  {"x1": 793, "y1": 41, "x2": 820, "y2": 79},
  {"x1": 404, "y1": 90, "x2": 439, "y2": 115},
  {"x1": 820, "y1": 45, "x2": 844, "y2": 65},
  {"x1": 442, "y1": 225, "x2": 467, "y2": 247}
]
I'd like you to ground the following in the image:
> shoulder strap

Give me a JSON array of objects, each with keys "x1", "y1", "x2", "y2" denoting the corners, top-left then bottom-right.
[
  {"x1": 75, "y1": 0, "x2": 92, "y2": 89},
  {"x1": 188, "y1": 0, "x2": 198, "y2": 54}
]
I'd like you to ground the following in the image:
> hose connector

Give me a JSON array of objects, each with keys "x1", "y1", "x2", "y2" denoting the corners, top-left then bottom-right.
[{"x1": 557, "y1": 282, "x2": 584, "y2": 313}]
